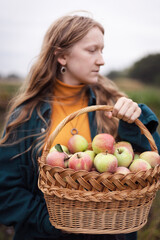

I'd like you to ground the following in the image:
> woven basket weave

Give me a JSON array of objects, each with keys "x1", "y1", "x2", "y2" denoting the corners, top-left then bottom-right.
[{"x1": 38, "y1": 105, "x2": 160, "y2": 234}]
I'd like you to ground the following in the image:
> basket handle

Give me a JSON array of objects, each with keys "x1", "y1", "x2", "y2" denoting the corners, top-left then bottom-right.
[{"x1": 45, "y1": 105, "x2": 158, "y2": 154}]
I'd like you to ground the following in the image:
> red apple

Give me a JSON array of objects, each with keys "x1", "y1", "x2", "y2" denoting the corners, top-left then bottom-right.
[
  {"x1": 139, "y1": 151, "x2": 160, "y2": 167},
  {"x1": 68, "y1": 152, "x2": 93, "y2": 171},
  {"x1": 129, "y1": 159, "x2": 151, "y2": 172},
  {"x1": 46, "y1": 151, "x2": 65, "y2": 167},
  {"x1": 68, "y1": 134, "x2": 88, "y2": 153},
  {"x1": 115, "y1": 166, "x2": 131, "y2": 174},
  {"x1": 94, "y1": 153, "x2": 118, "y2": 173},
  {"x1": 92, "y1": 133, "x2": 115, "y2": 154}
]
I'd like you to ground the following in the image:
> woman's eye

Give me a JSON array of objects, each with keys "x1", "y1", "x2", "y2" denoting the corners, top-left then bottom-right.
[{"x1": 88, "y1": 49, "x2": 96, "y2": 53}]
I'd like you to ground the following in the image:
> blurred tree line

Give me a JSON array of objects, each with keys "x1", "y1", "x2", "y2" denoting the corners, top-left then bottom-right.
[{"x1": 107, "y1": 53, "x2": 160, "y2": 86}]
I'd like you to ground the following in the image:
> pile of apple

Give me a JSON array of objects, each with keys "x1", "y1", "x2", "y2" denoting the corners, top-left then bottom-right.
[{"x1": 46, "y1": 133, "x2": 160, "y2": 174}]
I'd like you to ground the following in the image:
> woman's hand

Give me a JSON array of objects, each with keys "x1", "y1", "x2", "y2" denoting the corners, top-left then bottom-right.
[{"x1": 105, "y1": 97, "x2": 142, "y2": 123}]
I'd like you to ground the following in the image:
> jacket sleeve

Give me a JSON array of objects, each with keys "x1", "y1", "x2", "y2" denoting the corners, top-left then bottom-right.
[
  {"x1": 0, "y1": 109, "x2": 62, "y2": 239},
  {"x1": 118, "y1": 104, "x2": 160, "y2": 154}
]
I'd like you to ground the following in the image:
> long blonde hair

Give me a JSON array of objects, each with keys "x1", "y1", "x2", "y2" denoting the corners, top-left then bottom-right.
[{"x1": 0, "y1": 14, "x2": 125, "y2": 154}]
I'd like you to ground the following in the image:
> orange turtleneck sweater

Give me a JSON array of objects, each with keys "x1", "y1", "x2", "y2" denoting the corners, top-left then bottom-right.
[{"x1": 49, "y1": 79, "x2": 92, "y2": 148}]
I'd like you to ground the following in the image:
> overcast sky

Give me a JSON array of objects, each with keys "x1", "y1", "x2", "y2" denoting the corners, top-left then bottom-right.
[{"x1": 0, "y1": 0, "x2": 160, "y2": 77}]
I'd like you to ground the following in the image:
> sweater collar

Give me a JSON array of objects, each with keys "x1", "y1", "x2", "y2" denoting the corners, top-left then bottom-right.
[
  {"x1": 40, "y1": 87, "x2": 96, "y2": 117},
  {"x1": 53, "y1": 79, "x2": 85, "y2": 99}
]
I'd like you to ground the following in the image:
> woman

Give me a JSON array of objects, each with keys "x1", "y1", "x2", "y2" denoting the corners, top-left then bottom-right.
[{"x1": 0, "y1": 14, "x2": 160, "y2": 240}]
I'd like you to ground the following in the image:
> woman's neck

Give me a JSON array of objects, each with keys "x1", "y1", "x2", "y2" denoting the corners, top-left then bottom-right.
[{"x1": 58, "y1": 74, "x2": 84, "y2": 86}]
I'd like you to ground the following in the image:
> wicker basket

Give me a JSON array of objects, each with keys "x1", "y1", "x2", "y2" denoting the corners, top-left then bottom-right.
[{"x1": 38, "y1": 105, "x2": 160, "y2": 234}]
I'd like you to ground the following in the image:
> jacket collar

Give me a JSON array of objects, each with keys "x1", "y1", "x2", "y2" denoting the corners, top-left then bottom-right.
[
  {"x1": 40, "y1": 100, "x2": 51, "y2": 117},
  {"x1": 88, "y1": 87, "x2": 96, "y2": 106}
]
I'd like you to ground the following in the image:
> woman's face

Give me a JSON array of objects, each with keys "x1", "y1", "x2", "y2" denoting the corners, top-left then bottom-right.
[{"x1": 59, "y1": 27, "x2": 105, "y2": 85}]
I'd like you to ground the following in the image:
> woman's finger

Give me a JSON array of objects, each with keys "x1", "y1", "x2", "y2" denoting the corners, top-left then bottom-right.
[
  {"x1": 112, "y1": 97, "x2": 141, "y2": 122},
  {"x1": 112, "y1": 97, "x2": 133, "y2": 118},
  {"x1": 127, "y1": 108, "x2": 142, "y2": 123}
]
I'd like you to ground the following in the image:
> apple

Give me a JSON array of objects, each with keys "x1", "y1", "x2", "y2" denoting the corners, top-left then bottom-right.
[
  {"x1": 49, "y1": 144, "x2": 69, "y2": 154},
  {"x1": 92, "y1": 133, "x2": 115, "y2": 154},
  {"x1": 114, "y1": 141, "x2": 134, "y2": 157},
  {"x1": 46, "y1": 151, "x2": 65, "y2": 167},
  {"x1": 94, "y1": 153, "x2": 118, "y2": 173},
  {"x1": 139, "y1": 151, "x2": 160, "y2": 167},
  {"x1": 68, "y1": 134, "x2": 88, "y2": 153},
  {"x1": 84, "y1": 150, "x2": 95, "y2": 163},
  {"x1": 134, "y1": 152, "x2": 140, "y2": 160},
  {"x1": 129, "y1": 159, "x2": 151, "y2": 172},
  {"x1": 115, "y1": 166, "x2": 131, "y2": 174},
  {"x1": 114, "y1": 146, "x2": 133, "y2": 167},
  {"x1": 68, "y1": 152, "x2": 93, "y2": 171}
]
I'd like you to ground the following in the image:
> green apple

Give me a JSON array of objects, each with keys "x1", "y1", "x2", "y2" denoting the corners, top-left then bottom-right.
[
  {"x1": 94, "y1": 153, "x2": 118, "y2": 173},
  {"x1": 84, "y1": 150, "x2": 95, "y2": 163},
  {"x1": 134, "y1": 153, "x2": 140, "y2": 160},
  {"x1": 68, "y1": 135, "x2": 88, "y2": 153},
  {"x1": 114, "y1": 141, "x2": 134, "y2": 158},
  {"x1": 114, "y1": 146, "x2": 133, "y2": 167}
]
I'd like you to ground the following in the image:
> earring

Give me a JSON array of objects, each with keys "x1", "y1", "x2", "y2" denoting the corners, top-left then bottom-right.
[{"x1": 61, "y1": 66, "x2": 66, "y2": 74}]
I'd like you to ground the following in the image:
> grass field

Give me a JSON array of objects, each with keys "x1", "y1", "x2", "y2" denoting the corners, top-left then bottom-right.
[
  {"x1": 0, "y1": 78, "x2": 160, "y2": 240},
  {"x1": 0, "y1": 80, "x2": 22, "y2": 134}
]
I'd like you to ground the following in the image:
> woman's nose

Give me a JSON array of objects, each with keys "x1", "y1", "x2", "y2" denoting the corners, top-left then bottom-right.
[{"x1": 96, "y1": 53, "x2": 105, "y2": 66}]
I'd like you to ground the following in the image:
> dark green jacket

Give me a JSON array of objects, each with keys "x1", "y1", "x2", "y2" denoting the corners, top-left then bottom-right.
[{"x1": 0, "y1": 90, "x2": 160, "y2": 240}]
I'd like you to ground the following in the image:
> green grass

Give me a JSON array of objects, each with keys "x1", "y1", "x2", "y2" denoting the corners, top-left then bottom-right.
[
  {"x1": 0, "y1": 80, "x2": 22, "y2": 133},
  {"x1": 0, "y1": 80, "x2": 21, "y2": 100}
]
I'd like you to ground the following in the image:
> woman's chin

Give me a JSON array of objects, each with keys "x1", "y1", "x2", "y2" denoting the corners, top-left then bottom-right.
[{"x1": 87, "y1": 76, "x2": 99, "y2": 84}]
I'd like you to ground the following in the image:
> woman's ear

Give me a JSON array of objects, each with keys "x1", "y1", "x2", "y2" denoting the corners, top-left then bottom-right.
[
  {"x1": 54, "y1": 48, "x2": 67, "y2": 66},
  {"x1": 57, "y1": 55, "x2": 67, "y2": 66}
]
